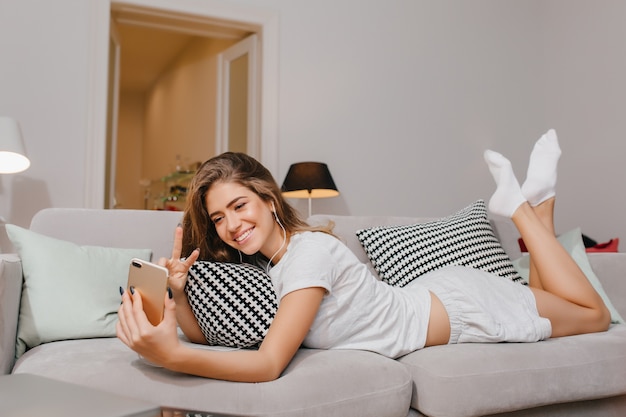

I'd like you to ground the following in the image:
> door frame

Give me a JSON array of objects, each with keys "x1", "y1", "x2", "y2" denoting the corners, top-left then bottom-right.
[
  {"x1": 85, "y1": 0, "x2": 279, "y2": 209},
  {"x1": 216, "y1": 34, "x2": 259, "y2": 157},
  {"x1": 105, "y1": 20, "x2": 121, "y2": 209}
]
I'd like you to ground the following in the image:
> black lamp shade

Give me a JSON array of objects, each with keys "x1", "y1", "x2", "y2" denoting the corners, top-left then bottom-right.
[{"x1": 281, "y1": 162, "x2": 339, "y2": 199}]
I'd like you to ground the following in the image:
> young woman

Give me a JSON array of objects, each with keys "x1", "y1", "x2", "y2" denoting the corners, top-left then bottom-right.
[{"x1": 116, "y1": 130, "x2": 610, "y2": 382}]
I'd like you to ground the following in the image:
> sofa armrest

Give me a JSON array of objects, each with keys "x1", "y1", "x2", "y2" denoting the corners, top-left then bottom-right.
[
  {"x1": 0, "y1": 254, "x2": 22, "y2": 375},
  {"x1": 588, "y1": 253, "x2": 626, "y2": 321}
]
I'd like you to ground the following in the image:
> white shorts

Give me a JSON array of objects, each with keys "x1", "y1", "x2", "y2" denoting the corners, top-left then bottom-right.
[{"x1": 414, "y1": 265, "x2": 552, "y2": 344}]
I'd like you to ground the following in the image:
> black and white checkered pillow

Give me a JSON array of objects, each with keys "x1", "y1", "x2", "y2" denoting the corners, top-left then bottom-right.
[
  {"x1": 356, "y1": 200, "x2": 524, "y2": 287},
  {"x1": 185, "y1": 261, "x2": 278, "y2": 348}
]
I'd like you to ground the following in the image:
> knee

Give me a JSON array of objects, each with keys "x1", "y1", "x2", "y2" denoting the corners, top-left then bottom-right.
[{"x1": 589, "y1": 304, "x2": 611, "y2": 333}]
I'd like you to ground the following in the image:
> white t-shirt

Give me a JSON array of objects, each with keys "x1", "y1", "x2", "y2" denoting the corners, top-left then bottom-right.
[{"x1": 269, "y1": 231, "x2": 432, "y2": 358}]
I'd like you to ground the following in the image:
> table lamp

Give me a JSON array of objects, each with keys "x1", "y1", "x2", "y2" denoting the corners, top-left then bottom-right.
[
  {"x1": 0, "y1": 117, "x2": 30, "y2": 174},
  {"x1": 281, "y1": 162, "x2": 339, "y2": 217}
]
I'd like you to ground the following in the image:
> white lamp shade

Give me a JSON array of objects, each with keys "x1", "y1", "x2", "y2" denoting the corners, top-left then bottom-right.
[{"x1": 0, "y1": 117, "x2": 30, "y2": 174}]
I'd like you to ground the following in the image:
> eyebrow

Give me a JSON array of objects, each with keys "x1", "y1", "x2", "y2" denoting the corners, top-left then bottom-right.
[{"x1": 208, "y1": 196, "x2": 247, "y2": 218}]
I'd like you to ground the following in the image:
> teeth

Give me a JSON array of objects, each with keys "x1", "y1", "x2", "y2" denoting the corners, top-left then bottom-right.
[{"x1": 235, "y1": 229, "x2": 252, "y2": 242}]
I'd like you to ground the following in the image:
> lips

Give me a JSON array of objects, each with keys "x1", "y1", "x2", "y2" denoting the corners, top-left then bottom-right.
[{"x1": 234, "y1": 227, "x2": 254, "y2": 244}]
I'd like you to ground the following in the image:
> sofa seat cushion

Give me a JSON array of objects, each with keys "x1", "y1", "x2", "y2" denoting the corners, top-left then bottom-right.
[
  {"x1": 12, "y1": 338, "x2": 412, "y2": 417},
  {"x1": 398, "y1": 325, "x2": 626, "y2": 417}
]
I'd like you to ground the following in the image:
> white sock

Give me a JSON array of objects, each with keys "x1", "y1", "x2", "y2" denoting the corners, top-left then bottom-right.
[
  {"x1": 521, "y1": 129, "x2": 561, "y2": 206},
  {"x1": 484, "y1": 150, "x2": 526, "y2": 218}
]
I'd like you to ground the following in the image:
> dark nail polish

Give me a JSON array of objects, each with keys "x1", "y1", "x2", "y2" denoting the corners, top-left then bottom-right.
[
  {"x1": 167, "y1": 287, "x2": 173, "y2": 299},
  {"x1": 119, "y1": 286, "x2": 125, "y2": 296},
  {"x1": 129, "y1": 286, "x2": 135, "y2": 295}
]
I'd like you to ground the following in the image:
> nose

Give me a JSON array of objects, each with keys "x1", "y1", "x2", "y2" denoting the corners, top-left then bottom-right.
[{"x1": 224, "y1": 211, "x2": 242, "y2": 233}]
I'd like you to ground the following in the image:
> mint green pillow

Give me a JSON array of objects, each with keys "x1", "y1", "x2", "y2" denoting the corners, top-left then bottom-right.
[
  {"x1": 6, "y1": 224, "x2": 152, "y2": 357},
  {"x1": 512, "y1": 227, "x2": 624, "y2": 324}
]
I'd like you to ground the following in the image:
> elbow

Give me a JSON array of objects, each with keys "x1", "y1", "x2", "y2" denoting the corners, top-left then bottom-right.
[
  {"x1": 248, "y1": 347, "x2": 292, "y2": 383},
  {"x1": 226, "y1": 356, "x2": 285, "y2": 383},
  {"x1": 267, "y1": 366, "x2": 285, "y2": 382},
  {"x1": 254, "y1": 357, "x2": 289, "y2": 383},
  {"x1": 254, "y1": 364, "x2": 284, "y2": 383}
]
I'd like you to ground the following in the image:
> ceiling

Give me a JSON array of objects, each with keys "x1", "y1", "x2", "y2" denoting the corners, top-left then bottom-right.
[
  {"x1": 115, "y1": 24, "x2": 194, "y2": 92},
  {"x1": 111, "y1": 6, "x2": 252, "y2": 93}
]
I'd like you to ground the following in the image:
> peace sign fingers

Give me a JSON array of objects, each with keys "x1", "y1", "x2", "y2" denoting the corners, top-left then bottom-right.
[{"x1": 160, "y1": 224, "x2": 199, "y2": 297}]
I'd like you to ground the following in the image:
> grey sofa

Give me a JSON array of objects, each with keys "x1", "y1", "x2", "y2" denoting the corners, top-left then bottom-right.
[{"x1": 1, "y1": 208, "x2": 625, "y2": 417}]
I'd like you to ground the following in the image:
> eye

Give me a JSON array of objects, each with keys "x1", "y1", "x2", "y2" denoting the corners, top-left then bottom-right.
[
  {"x1": 211, "y1": 215, "x2": 223, "y2": 224},
  {"x1": 234, "y1": 202, "x2": 247, "y2": 211}
]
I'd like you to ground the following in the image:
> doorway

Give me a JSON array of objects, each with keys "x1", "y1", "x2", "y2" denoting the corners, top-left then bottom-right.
[
  {"x1": 109, "y1": 5, "x2": 257, "y2": 209},
  {"x1": 85, "y1": 0, "x2": 279, "y2": 209}
]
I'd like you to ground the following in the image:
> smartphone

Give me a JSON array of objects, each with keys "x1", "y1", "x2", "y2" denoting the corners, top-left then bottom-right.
[{"x1": 126, "y1": 258, "x2": 169, "y2": 326}]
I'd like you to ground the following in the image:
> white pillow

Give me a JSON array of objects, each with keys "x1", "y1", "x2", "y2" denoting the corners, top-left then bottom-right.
[
  {"x1": 6, "y1": 224, "x2": 152, "y2": 357},
  {"x1": 512, "y1": 227, "x2": 624, "y2": 324},
  {"x1": 356, "y1": 200, "x2": 523, "y2": 287}
]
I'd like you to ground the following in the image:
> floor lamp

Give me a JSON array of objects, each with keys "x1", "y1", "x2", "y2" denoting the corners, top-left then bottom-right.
[
  {"x1": 0, "y1": 116, "x2": 30, "y2": 251},
  {"x1": 281, "y1": 162, "x2": 339, "y2": 217},
  {"x1": 0, "y1": 117, "x2": 30, "y2": 174}
]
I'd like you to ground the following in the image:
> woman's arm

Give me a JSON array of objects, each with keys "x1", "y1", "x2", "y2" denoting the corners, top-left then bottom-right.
[
  {"x1": 171, "y1": 292, "x2": 206, "y2": 344},
  {"x1": 171, "y1": 287, "x2": 325, "y2": 381},
  {"x1": 117, "y1": 284, "x2": 326, "y2": 382}
]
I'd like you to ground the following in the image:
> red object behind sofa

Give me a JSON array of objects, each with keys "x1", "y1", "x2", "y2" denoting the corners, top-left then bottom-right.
[{"x1": 518, "y1": 237, "x2": 619, "y2": 253}]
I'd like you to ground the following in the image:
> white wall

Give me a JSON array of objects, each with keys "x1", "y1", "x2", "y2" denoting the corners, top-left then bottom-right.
[
  {"x1": 271, "y1": 0, "x2": 546, "y2": 220},
  {"x1": 0, "y1": 0, "x2": 92, "y2": 228},
  {"x1": 542, "y1": 0, "x2": 626, "y2": 242},
  {"x1": 0, "y1": 0, "x2": 624, "y2": 253}
]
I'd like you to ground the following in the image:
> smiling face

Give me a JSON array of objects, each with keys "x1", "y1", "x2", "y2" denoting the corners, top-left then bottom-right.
[{"x1": 206, "y1": 181, "x2": 286, "y2": 261}]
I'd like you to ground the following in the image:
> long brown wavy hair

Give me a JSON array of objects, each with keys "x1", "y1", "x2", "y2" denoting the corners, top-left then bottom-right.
[{"x1": 181, "y1": 152, "x2": 333, "y2": 263}]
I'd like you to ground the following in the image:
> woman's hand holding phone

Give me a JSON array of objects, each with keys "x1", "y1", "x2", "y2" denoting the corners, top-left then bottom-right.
[{"x1": 116, "y1": 283, "x2": 182, "y2": 368}]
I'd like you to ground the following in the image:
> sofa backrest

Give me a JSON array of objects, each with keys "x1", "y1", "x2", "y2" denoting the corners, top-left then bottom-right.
[
  {"x1": 24, "y1": 208, "x2": 626, "y2": 319},
  {"x1": 28, "y1": 208, "x2": 523, "y2": 266},
  {"x1": 30, "y1": 208, "x2": 184, "y2": 261}
]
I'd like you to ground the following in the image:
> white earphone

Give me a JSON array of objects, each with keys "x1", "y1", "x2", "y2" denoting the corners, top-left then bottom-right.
[{"x1": 267, "y1": 200, "x2": 287, "y2": 273}]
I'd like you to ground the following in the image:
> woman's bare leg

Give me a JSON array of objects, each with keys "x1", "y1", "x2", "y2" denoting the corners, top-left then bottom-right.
[
  {"x1": 525, "y1": 199, "x2": 555, "y2": 290},
  {"x1": 512, "y1": 204, "x2": 609, "y2": 336},
  {"x1": 520, "y1": 131, "x2": 561, "y2": 290},
  {"x1": 484, "y1": 149, "x2": 610, "y2": 337}
]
